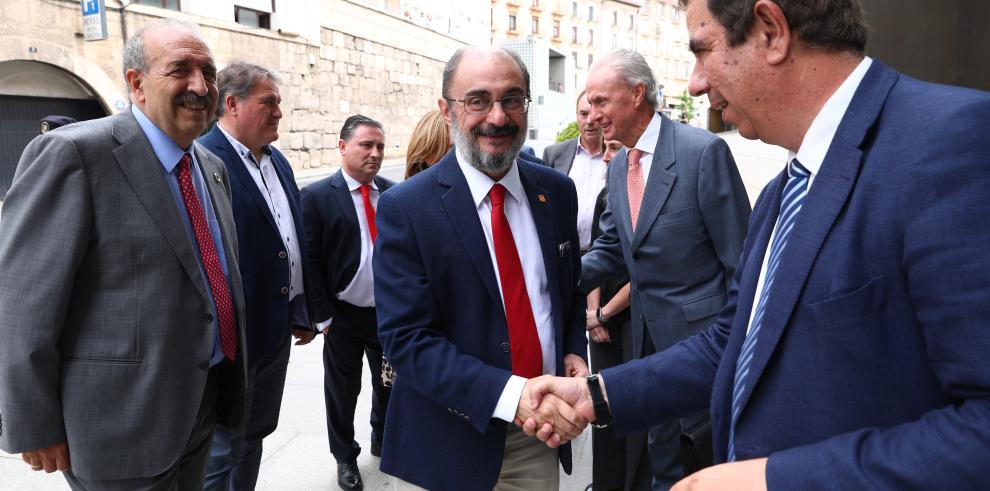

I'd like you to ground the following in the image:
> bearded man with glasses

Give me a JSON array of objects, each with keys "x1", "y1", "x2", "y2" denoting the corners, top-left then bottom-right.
[{"x1": 372, "y1": 47, "x2": 590, "y2": 491}]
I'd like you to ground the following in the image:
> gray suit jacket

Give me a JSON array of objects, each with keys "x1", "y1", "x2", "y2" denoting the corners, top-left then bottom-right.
[
  {"x1": 541, "y1": 137, "x2": 580, "y2": 175},
  {"x1": 0, "y1": 111, "x2": 248, "y2": 480},
  {"x1": 582, "y1": 113, "x2": 751, "y2": 356}
]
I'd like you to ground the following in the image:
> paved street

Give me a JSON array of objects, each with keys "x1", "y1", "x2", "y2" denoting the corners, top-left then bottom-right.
[{"x1": 0, "y1": 132, "x2": 785, "y2": 490}]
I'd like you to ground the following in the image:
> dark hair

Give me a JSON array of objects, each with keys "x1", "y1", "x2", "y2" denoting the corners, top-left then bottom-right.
[
  {"x1": 216, "y1": 61, "x2": 281, "y2": 118},
  {"x1": 340, "y1": 114, "x2": 384, "y2": 142},
  {"x1": 678, "y1": 0, "x2": 867, "y2": 52},
  {"x1": 441, "y1": 48, "x2": 531, "y2": 99}
]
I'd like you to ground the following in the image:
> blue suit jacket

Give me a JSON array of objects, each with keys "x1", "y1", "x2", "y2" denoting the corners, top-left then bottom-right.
[
  {"x1": 373, "y1": 150, "x2": 587, "y2": 490},
  {"x1": 603, "y1": 61, "x2": 990, "y2": 489},
  {"x1": 198, "y1": 126, "x2": 313, "y2": 362}
]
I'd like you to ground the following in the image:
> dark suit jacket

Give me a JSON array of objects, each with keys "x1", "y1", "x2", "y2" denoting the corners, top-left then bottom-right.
[
  {"x1": 373, "y1": 150, "x2": 587, "y2": 490},
  {"x1": 0, "y1": 111, "x2": 248, "y2": 480},
  {"x1": 301, "y1": 169, "x2": 393, "y2": 326},
  {"x1": 603, "y1": 61, "x2": 990, "y2": 489},
  {"x1": 541, "y1": 137, "x2": 580, "y2": 175},
  {"x1": 198, "y1": 125, "x2": 314, "y2": 361},
  {"x1": 583, "y1": 113, "x2": 751, "y2": 356}
]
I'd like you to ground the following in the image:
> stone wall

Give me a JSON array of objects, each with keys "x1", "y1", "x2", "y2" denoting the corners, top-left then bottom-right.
[{"x1": 0, "y1": 0, "x2": 469, "y2": 171}]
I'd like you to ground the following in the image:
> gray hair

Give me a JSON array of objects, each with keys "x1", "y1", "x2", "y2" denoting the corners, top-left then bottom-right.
[
  {"x1": 340, "y1": 114, "x2": 384, "y2": 142},
  {"x1": 442, "y1": 47, "x2": 531, "y2": 99},
  {"x1": 216, "y1": 61, "x2": 282, "y2": 118},
  {"x1": 121, "y1": 19, "x2": 202, "y2": 80},
  {"x1": 606, "y1": 50, "x2": 658, "y2": 109}
]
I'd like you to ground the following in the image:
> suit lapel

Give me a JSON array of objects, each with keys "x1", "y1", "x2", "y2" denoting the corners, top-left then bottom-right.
[
  {"x1": 110, "y1": 113, "x2": 210, "y2": 304},
  {"x1": 557, "y1": 139, "x2": 578, "y2": 175},
  {"x1": 610, "y1": 150, "x2": 635, "y2": 243},
  {"x1": 194, "y1": 143, "x2": 245, "y2": 313},
  {"x1": 330, "y1": 170, "x2": 361, "y2": 239},
  {"x1": 437, "y1": 154, "x2": 503, "y2": 307},
  {"x1": 209, "y1": 127, "x2": 279, "y2": 232},
  {"x1": 631, "y1": 113, "x2": 678, "y2": 252},
  {"x1": 732, "y1": 61, "x2": 898, "y2": 418}
]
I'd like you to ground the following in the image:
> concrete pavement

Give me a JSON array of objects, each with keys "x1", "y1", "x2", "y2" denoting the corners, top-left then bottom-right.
[{"x1": 0, "y1": 132, "x2": 785, "y2": 490}]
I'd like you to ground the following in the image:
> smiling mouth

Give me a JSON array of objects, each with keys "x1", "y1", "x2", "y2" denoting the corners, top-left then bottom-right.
[{"x1": 711, "y1": 100, "x2": 728, "y2": 111}]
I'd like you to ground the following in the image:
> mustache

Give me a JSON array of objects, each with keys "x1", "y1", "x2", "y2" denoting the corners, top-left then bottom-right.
[
  {"x1": 174, "y1": 92, "x2": 213, "y2": 107},
  {"x1": 471, "y1": 123, "x2": 520, "y2": 138}
]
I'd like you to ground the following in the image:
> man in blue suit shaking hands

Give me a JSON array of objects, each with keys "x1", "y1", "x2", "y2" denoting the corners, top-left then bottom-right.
[
  {"x1": 373, "y1": 47, "x2": 590, "y2": 490},
  {"x1": 524, "y1": 0, "x2": 990, "y2": 489}
]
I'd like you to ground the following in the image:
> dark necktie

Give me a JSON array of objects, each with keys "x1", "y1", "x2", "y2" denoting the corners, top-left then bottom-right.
[
  {"x1": 360, "y1": 184, "x2": 377, "y2": 243},
  {"x1": 727, "y1": 158, "x2": 810, "y2": 460},
  {"x1": 626, "y1": 148, "x2": 645, "y2": 231},
  {"x1": 489, "y1": 184, "x2": 543, "y2": 378},
  {"x1": 177, "y1": 153, "x2": 237, "y2": 362}
]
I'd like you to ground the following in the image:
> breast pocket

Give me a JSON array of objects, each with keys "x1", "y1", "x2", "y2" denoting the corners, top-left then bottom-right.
[{"x1": 806, "y1": 275, "x2": 886, "y2": 329}]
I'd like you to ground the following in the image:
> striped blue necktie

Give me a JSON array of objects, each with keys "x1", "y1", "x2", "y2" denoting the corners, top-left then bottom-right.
[{"x1": 727, "y1": 158, "x2": 810, "y2": 461}]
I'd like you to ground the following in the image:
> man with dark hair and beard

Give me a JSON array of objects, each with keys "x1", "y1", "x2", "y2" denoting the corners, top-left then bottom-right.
[{"x1": 372, "y1": 46, "x2": 590, "y2": 491}]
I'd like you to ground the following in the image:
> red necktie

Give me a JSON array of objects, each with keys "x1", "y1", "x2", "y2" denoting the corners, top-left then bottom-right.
[
  {"x1": 177, "y1": 154, "x2": 237, "y2": 362},
  {"x1": 360, "y1": 184, "x2": 377, "y2": 243},
  {"x1": 489, "y1": 184, "x2": 543, "y2": 378},
  {"x1": 627, "y1": 148, "x2": 645, "y2": 231}
]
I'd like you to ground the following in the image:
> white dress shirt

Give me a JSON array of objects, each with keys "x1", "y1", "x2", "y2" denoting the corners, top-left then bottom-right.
[
  {"x1": 629, "y1": 112, "x2": 664, "y2": 186},
  {"x1": 568, "y1": 141, "x2": 607, "y2": 251},
  {"x1": 335, "y1": 169, "x2": 379, "y2": 308},
  {"x1": 217, "y1": 124, "x2": 304, "y2": 303},
  {"x1": 454, "y1": 149, "x2": 556, "y2": 423},
  {"x1": 746, "y1": 57, "x2": 873, "y2": 334}
]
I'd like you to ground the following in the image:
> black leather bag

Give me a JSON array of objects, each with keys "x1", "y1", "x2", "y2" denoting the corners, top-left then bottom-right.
[{"x1": 679, "y1": 417, "x2": 714, "y2": 476}]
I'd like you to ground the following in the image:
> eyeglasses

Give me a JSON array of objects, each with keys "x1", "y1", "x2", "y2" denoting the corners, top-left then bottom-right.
[{"x1": 447, "y1": 95, "x2": 531, "y2": 114}]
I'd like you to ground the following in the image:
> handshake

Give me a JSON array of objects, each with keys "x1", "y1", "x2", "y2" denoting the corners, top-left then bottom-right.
[{"x1": 512, "y1": 354, "x2": 607, "y2": 448}]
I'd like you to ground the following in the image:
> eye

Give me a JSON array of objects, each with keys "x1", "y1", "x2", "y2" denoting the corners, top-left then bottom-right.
[{"x1": 464, "y1": 96, "x2": 491, "y2": 111}]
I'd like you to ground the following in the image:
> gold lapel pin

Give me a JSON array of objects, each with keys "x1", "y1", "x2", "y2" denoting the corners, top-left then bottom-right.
[
  {"x1": 538, "y1": 194, "x2": 546, "y2": 202},
  {"x1": 214, "y1": 172, "x2": 222, "y2": 183}
]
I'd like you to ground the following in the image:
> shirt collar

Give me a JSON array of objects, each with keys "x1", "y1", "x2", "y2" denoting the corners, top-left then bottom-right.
[
  {"x1": 576, "y1": 138, "x2": 602, "y2": 158},
  {"x1": 216, "y1": 123, "x2": 271, "y2": 165},
  {"x1": 131, "y1": 105, "x2": 187, "y2": 173},
  {"x1": 455, "y1": 147, "x2": 526, "y2": 209},
  {"x1": 632, "y1": 111, "x2": 663, "y2": 156},
  {"x1": 341, "y1": 168, "x2": 379, "y2": 192},
  {"x1": 791, "y1": 56, "x2": 873, "y2": 176}
]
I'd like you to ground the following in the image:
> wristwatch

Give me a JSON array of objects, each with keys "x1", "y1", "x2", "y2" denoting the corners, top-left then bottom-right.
[
  {"x1": 586, "y1": 374, "x2": 613, "y2": 428},
  {"x1": 596, "y1": 307, "x2": 607, "y2": 325}
]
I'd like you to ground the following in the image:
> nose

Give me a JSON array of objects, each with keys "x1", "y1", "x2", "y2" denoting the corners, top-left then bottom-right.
[
  {"x1": 688, "y1": 61, "x2": 708, "y2": 97},
  {"x1": 588, "y1": 104, "x2": 603, "y2": 124},
  {"x1": 272, "y1": 103, "x2": 283, "y2": 119},
  {"x1": 485, "y1": 100, "x2": 509, "y2": 126},
  {"x1": 188, "y1": 69, "x2": 209, "y2": 96}
]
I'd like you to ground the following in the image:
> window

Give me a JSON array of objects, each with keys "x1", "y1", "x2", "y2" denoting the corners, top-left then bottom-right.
[
  {"x1": 588, "y1": 5, "x2": 594, "y2": 21},
  {"x1": 572, "y1": 26, "x2": 578, "y2": 43},
  {"x1": 572, "y1": 51, "x2": 579, "y2": 67},
  {"x1": 611, "y1": 33, "x2": 617, "y2": 49},
  {"x1": 588, "y1": 28, "x2": 594, "y2": 46},
  {"x1": 587, "y1": 53, "x2": 594, "y2": 67},
  {"x1": 571, "y1": 1, "x2": 578, "y2": 17},
  {"x1": 529, "y1": 129, "x2": 539, "y2": 139},
  {"x1": 532, "y1": 16, "x2": 539, "y2": 34},
  {"x1": 672, "y1": 7, "x2": 681, "y2": 21},
  {"x1": 235, "y1": 6, "x2": 270, "y2": 29},
  {"x1": 630, "y1": 14, "x2": 635, "y2": 29},
  {"x1": 612, "y1": 11, "x2": 618, "y2": 26},
  {"x1": 509, "y1": 14, "x2": 517, "y2": 31},
  {"x1": 553, "y1": 20, "x2": 560, "y2": 39},
  {"x1": 135, "y1": 0, "x2": 179, "y2": 9},
  {"x1": 533, "y1": 0, "x2": 540, "y2": 7}
]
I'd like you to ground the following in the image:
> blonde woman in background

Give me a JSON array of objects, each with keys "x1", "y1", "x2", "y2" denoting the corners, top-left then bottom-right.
[{"x1": 404, "y1": 109, "x2": 451, "y2": 179}]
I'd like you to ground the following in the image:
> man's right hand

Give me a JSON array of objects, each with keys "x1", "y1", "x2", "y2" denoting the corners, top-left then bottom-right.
[
  {"x1": 22, "y1": 442, "x2": 69, "y2": 473},
  {"x1": 514, "y1": 376, "x2": 590, "y2": 445},
  {"x1": 520, "y1": 375, "x2": 597, "y2": 447}
]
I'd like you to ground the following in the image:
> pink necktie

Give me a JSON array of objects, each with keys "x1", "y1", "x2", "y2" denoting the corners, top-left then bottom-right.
[
  {"x1": 360, "y1": 184, "x2": 377, "y2": 244},
  {"x1": 177, "y1": 154, "x2": 237, "y2": 362},
  {"x1": 627, "y1": 148, "x2": 645, "y2": 231},
  {"x1": 489, "y1": 184, "x2": 543, "y2": 378}
]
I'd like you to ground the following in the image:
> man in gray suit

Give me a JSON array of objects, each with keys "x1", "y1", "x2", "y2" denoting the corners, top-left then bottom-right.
[
  {"x1": 581, "y1": 50, "x2": 750, "y2": 490},
  {"x1": 0, "y1": 19, "x2": 248, "y2": 490}
]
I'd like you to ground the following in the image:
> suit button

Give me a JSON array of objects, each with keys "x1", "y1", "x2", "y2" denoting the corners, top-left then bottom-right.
[
  {"x1": 499, "y1": 342, "x2": 510, "y2": 353},
  {"x1": 198, "y1": 361, "x2": 209, "y2": 371},
  {"x1": 278, "y1": 251, "x2": 287, "y2": 259},
  {"x1": 280, "y1": 287, "x2": 289, "y2": 295},
  {"x1": 205, "y1": 313, "x2": 213, "y2": 322}
]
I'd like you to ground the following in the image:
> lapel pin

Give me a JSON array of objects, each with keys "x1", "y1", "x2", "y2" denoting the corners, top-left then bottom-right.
[
  {"x1": 214, "y1": 172, "x2": 222, "y2": 183},
  {"x1": 538, "y1": 194, "x2": 546, "y2": 203}
]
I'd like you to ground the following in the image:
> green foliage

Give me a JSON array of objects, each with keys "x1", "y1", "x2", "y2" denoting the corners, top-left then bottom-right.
[
  {"x1": 556, "y1": 121, "x2": 579, "y2": 142},
  {"x1": 676, "y1": 89, "x2": 698, "y2": 124}
]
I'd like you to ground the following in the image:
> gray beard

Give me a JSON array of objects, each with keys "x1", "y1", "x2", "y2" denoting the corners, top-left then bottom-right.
[{"x1": 449, "y1": 112, "x2": 525, "y2": 176}]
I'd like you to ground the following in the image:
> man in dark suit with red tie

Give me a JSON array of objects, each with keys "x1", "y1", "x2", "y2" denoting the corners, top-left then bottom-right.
[
  {"x1": 372, "y1": 47, "x2": 589, "y2": 491},
  {"x1": 301, "y1": 115, "x2": 393, "y2": 491}
]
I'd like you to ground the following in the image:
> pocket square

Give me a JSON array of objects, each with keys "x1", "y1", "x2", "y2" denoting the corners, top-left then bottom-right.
[{"x1": 558, "y1": 241, "x2": 572, "y2": 257}]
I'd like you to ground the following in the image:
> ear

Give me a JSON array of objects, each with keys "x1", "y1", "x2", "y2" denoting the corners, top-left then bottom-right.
[
  {"x1": 125, "y1": 69, "x2": 145, "y2": 105},
  {"x1": 338, "y1": 138, "x2": 347, "y2": 156},
  {"x1": 438, "y1": 98, "x2": 453, "y2": 125},
  {"x1": 225, "y1": 94, "x2": 239, "y2": 116},
  {"x1": 752, "y1": 0, "x2": 792, "y2": 65},
  {"x1": 632, "y1": 82, "x2": 647, "y2": 109}
]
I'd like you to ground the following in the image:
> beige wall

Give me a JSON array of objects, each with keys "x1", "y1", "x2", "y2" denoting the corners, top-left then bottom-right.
[{"x1": 0, "y1": 0, "x2": 468, "y2": 170}]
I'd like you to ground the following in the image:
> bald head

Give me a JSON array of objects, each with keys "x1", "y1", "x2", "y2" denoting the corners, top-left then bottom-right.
[{"x1": 441, "y1": 47, "x2": 531, "y2": 100}]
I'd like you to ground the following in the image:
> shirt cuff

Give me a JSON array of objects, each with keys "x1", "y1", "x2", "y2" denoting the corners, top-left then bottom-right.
[
  {"x1": 315, "y1": 318, "x2": 333, "y2": 333},
  {"x1": 492, "y1": 375, "x2": 527, "y2": 423}
]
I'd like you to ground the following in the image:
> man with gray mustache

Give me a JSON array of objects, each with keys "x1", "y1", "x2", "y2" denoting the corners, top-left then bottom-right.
[{"x1": 0, "y1": 19, "x2": 248, "y2": 490}]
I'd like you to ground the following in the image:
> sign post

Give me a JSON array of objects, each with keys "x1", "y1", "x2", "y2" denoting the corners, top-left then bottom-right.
[{"x1": 81, "y1": 0, "x2": 108, "y2": 41}]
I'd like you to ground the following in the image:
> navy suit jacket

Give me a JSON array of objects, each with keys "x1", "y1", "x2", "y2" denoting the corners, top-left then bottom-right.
[
  {"x1": 602, "y1": 61, "x2": 990, "y2": 489},
  {"x1": 198, "y1": 125, "x2": 313, "y2": 362},
  {"x1": 301, "y1": 169, "x2": 393, "y2": 326},
  {"x1": 373, "y1": 150, "x2": 587, "y2": 490}
]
